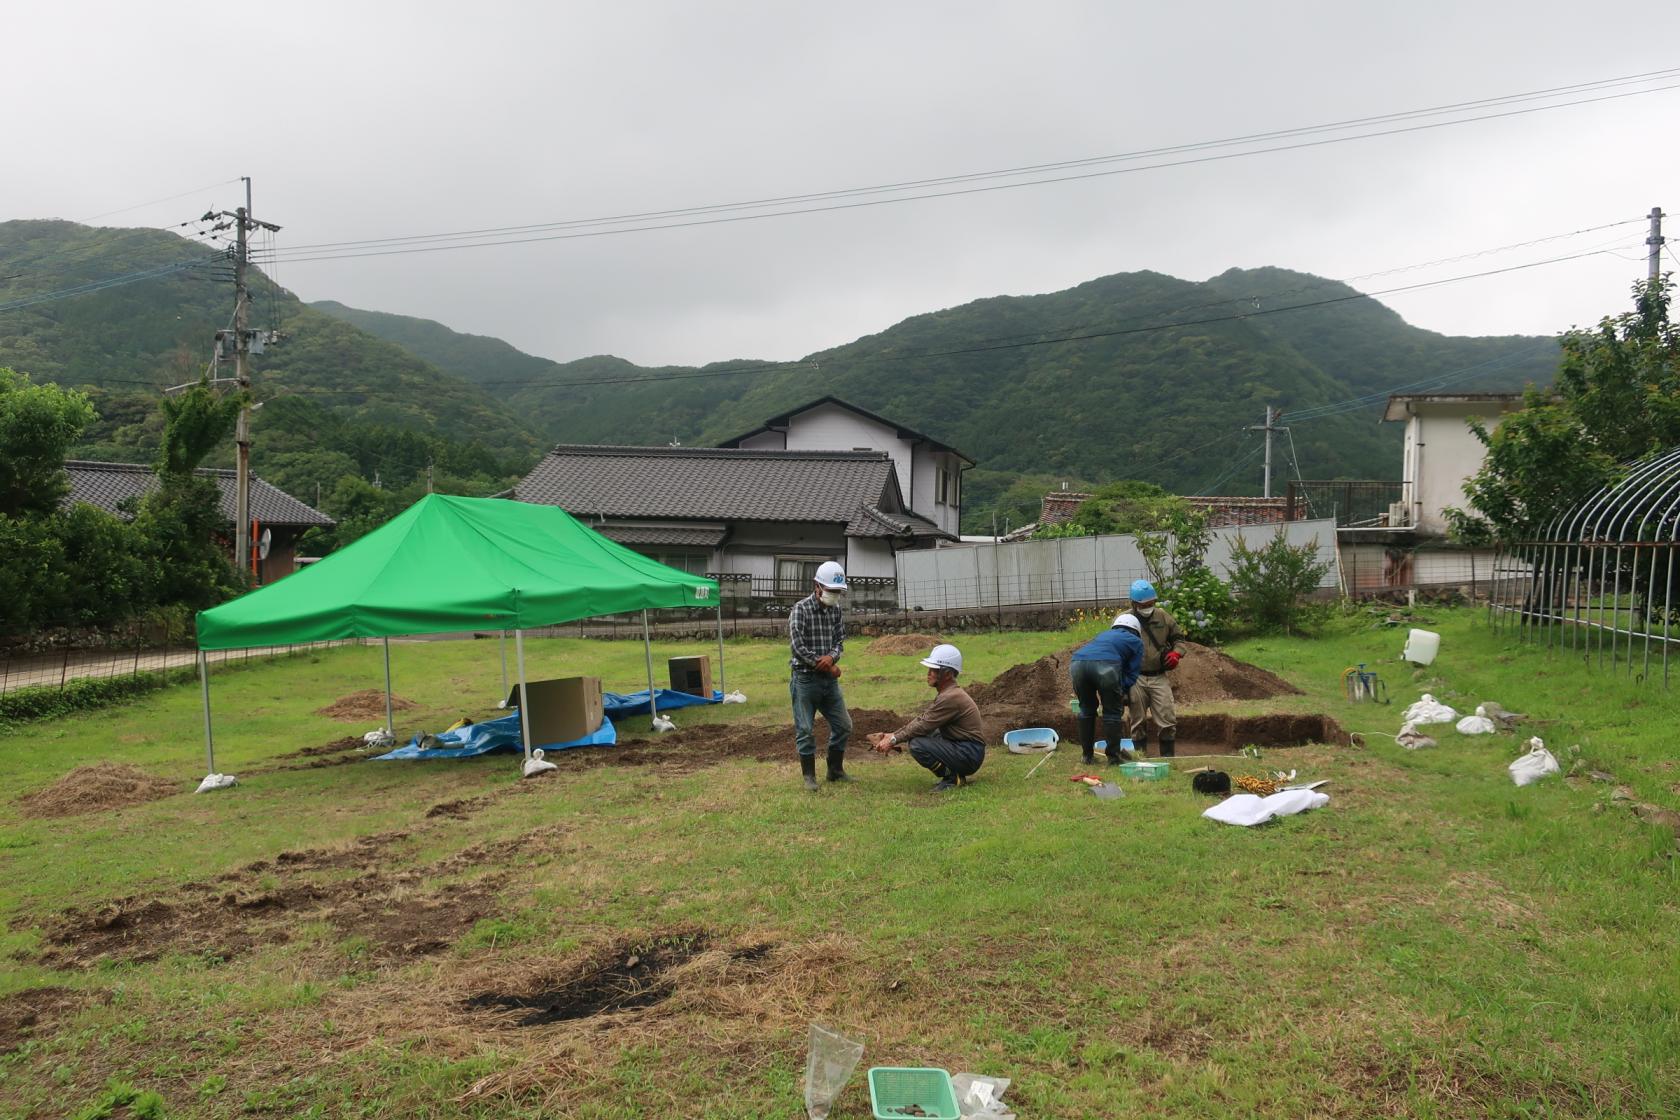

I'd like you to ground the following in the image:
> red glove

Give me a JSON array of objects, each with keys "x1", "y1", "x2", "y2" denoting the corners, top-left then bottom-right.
[{"x1": 1164, "y1": 650, "x2": 1182, "y2": 670}]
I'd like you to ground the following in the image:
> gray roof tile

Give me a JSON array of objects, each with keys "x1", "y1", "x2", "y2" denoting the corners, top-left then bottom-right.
[{"x1": 63, "y1": 460, "x2": 334, "y2": 528}]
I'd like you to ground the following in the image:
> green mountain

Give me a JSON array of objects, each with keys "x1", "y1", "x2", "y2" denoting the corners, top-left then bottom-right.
[{"x1": 315, "y1": 268, "x2": 1558, "y2": 530}]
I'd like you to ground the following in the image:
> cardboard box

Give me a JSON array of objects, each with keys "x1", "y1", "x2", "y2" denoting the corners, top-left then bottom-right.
[
  {"x1": 504, "y1": 675, "x2": 603, "y2": 746},
  {"x1": 668, "y1": 655, "x2": 713, "y2": 698}
]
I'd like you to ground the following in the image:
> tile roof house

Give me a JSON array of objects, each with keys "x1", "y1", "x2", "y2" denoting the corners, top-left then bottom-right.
[
  {"x1": 63, "y1": 460, "x2": 333, "y2": 585},
  {"x1": 513, "y1": 445, "x2": 953, "y2": 599}
]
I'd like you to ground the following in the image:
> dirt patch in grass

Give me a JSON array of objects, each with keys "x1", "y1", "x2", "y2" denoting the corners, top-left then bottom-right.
[
  {"x1": 0, "y1": 986, "x2": 100, "y2": 1053},
  {"x1": 315, "y1": 690, "x2": 417, "y2": 722},
  {"x1": 276, "y1": 736, "x2": 368, "y2": 760},
  {"x1": 464, "y1": 930, "x2": 716, "y2": 1024},
  {"x1": 35, "y1": 828, "x2": 530, "y2": 968},
  {"x1": 15, "y1": 764, "x2": 183, "y2": 819},
  {"x1": 867, "y1": 633, "x2": 944, "y2": 655}
]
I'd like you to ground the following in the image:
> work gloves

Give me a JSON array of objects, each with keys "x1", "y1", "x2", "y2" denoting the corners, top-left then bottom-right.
[{"x1": 1164, "y1": 650, "x2": 1182, "y2": 671}]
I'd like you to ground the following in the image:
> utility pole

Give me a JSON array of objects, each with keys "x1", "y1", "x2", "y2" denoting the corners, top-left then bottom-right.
[
  {"x1": 1649, "y1": 206, "x2": 1666, "y2": 282},
  {"x1": 1246, "y1": 406, "x2": 1288, "y2": 498},
  {"x1": 204, "y1": 178, "x2": 281, "y2": 574}
]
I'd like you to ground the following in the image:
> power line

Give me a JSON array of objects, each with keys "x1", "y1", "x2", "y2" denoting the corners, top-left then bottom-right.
[
  {"x1": 0, "y1": 254, "x2": 227, "y2": 313},
  {"x1": 75, "y1": 177, "x2": 244, "y2": 223},
  {"x1": 249, "y1": 76, "x2": 1680, "y2": 266}
]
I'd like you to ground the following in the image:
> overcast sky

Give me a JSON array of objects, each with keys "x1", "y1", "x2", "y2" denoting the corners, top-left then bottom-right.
[{"x1": 6, "y1": 1, "x2": 1679, "y2": 368}]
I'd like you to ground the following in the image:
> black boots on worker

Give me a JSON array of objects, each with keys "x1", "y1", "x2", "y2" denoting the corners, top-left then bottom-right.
[
  {"x1": 826, "y1": 749, "x2": 854, "y2": 782},
  {"x1": 800, "y1": 755, "x2": 819, "y2": 791},
  {"x1": 1158, "y1": 736, "x2": 1176, "y2": 758},
  {"x1": 1078, "y1": 714, "x2": 1097, "y2": 764}
]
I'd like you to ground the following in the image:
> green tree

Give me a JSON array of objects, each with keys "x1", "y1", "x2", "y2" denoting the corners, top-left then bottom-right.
[
  {"x1": 134, "y1": 378, "x2": 245, "y2": 609},
  {"x1": 1452, "y1": 278, "x2": 1680, "y2": 542},
  {"x1": 0, "y1": 366, "x2": 95, "y2": 517},
  {"x1": 1226, "y1": 529, "x2": 1332, "y2": 635}
]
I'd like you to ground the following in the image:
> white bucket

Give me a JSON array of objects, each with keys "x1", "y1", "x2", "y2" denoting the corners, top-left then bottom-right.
[{"x1": 1402, "y1": 628, "x2": 1440, "y2": 666}]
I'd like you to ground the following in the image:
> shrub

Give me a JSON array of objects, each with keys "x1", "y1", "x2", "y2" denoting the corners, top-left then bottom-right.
[
  {"x1": 1162, "y1": 566, "x2": 1234, "y2": 644},
  {"x1": 1226, "y1": 530, "x2": 1332, "y2": 635}
]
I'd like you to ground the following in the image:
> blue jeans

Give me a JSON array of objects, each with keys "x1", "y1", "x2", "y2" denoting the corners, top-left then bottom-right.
[{"x1": 790, "y1": 671, "x2": 852, "y2": 758}]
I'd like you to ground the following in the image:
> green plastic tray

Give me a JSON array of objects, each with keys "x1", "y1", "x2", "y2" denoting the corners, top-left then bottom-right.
[
  {"x1": 868, "y1": 1066, "x2": 959, "y2": 1119},
  {"x1": 1119, "y1": 759, "x2": 1170, "y2": 781}
]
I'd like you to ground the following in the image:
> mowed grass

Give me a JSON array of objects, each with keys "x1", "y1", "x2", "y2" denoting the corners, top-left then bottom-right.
[{"x1": 0, "y1": 611, "x2": 1675, "y2": 1118}]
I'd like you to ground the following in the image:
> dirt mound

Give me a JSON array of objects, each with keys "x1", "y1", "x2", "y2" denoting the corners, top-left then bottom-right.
[
  {"x1": 315, "y1": 690, "x2": 418, "y2": 721},
  {"x1": 867, "y1": 633, "x2": 943, "y2": 655},
  {"x1": 967, "y1": 640, "x2": 1300, "y2": 711},
  {"x1": 0, "y1": 987, "x2": 99, "y2": 1053},
  {"x1": 16, "y1": 764, "x2": 182, "y2": 819}
]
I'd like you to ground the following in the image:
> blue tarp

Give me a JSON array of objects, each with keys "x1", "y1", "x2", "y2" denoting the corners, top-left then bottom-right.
[
  {"x1": 373, "y1": 709, "x2": 617, "y2": 760},
  {"x1": 603, "y1": 689, "x2": 723, "y2": 719}
]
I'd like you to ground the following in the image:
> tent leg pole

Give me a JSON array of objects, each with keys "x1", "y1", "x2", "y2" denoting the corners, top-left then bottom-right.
[
  {"x1": 382, "y1": 637, "x2": 394, "y2": 735},
  {"x1": 642, "y1": 610, "x2": 659, "y2": 723},
  {"x1": 715, "y1": 602, "x2": 726, "y2": 695},
  {"x1": 199, "y1": 650, "x2": 215, "y2": 775},
  {"x1": 515, "y1": 629, "x2": 533, "y2": 760},
  {"x1": 499, "y1": 630, "x2": 509, "y2": 701}
]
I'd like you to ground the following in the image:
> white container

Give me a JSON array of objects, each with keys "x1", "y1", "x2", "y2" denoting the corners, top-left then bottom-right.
[{"x1": 1402, "y1": 628, "x2": 1440, "y2": 666}]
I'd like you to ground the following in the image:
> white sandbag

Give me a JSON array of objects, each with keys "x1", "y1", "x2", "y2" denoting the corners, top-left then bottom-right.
[
  {"x1": 1396, "y1": 721, "x2": 1437, "y2": 750},
  {"x1": 651, "y1": 714, "x2": 676, "y2": 733},
  {"x1": 1509, "y1": 738, "x2": 1559, "y2": 786},
  {"x1": 721, "y1": 690, "x2": 748, "y2": 704},
  {"x1": 1480, "y1": 700, "x2": 1523, "y2": 729},
  {"x1": 521, "y1": 748, "x2": 558, "y2": 778},
  {"x1": 1402, "y1": 694, "x2": 1458, "y2": 725},
  {"x1": 1202, "y1": 788, "x2": 1329, "y2": 827},
  {"x1": 1456, "y1": 705, "x2": 1497, "y2": 735},
  {"x1": 362, "y1": 728, "x2": 394, "y2": 748},
  {"x1": 195, "y1": 772, "x2": 238, "y2": 793}
]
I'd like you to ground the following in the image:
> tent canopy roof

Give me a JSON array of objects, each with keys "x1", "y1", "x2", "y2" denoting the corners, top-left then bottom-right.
[{"x1": 195, "y1": 495, "x2": 718, "y2": 650}]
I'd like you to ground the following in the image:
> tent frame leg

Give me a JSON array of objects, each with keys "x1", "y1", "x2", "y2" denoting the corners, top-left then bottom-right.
[
  {"x1": 382, "y1": 637, "x2": 395, "y2": 735},
  {"x1": 715, "y1": 602, "x2": 726, "y2": 695},
  {"x1": 642, "y1": 610, "x2": 659, "y2": 724},
  {"x1": 499, "y1": 629, "x2": 509, "y2": 702},
  {"x1": 515, "y1": 629, "x2": 533, "y2": 761},
  {"x1": 199, "y1": 649, "x2": 215, "y2": 775}
]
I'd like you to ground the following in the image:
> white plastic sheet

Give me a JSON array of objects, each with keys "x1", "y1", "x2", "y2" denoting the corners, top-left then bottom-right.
[
  {"x1": 1402, "y1": 694, "x2": 1458, "y2": 725},
  {"x1": 1202, "y1": 788, "x2": 1329, "y2": 826}
]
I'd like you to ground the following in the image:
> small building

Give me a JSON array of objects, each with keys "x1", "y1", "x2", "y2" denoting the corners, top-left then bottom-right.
[
  {"x1": 513, "y1": 445, "x2": 953, "y2": 605},
  {"x1": 62, "y1": 460, "x2": 334, "y2": 585},
  {"x1": 715, "y1": 396, "x2": 973, "y2": 539},
  {"x1": 1381, "y1": 392, "x2": 1523, "y2": 536}
]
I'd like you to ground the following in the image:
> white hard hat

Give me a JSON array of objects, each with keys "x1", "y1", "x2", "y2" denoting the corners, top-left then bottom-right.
[
  {"x1": 814, "y1": 560, "x2": 847, "y2": 590},
  {"x1": 919, "y1": 643, "x2": 963, "y2": 673},
  {"x1": 1112, "y1": 612, "x2": 1142, "y2": 634}
]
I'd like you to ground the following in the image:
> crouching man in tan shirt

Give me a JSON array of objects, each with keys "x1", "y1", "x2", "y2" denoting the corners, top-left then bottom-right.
[{"x1": 867, "y1": 644, "x2": 985, "y2": 791}]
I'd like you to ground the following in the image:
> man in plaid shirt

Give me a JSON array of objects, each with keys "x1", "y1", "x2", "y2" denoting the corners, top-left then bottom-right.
[{"x1": 788, "y1": 560, "x2": 853, "y2": 791}]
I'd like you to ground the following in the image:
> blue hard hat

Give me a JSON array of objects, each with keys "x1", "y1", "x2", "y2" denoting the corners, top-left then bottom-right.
[{"x1": 1129, "y1": 579, "x2": 1158, "y2": 603}]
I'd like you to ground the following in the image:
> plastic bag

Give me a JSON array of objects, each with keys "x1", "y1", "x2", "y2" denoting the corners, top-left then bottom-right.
[
  {"x1": 1509, "y1": 737, "x2": 1559, "y2": 786},
  {"x1": 721, "y1": 690, "x2": 748, "y2": 704},
  {"x1": 521, "y1": 748, "x2": 557, "y2": 778},
  {"x1": 952, "y1": 1072, "x2": 1015, "y2": 1119},
  {"x1": 651, "y1": 714, "x2": 676, "y2": 733},
  {"x1": 1402, "y1": 694, "x2": 1458, "y2": 725},
  {"x1": 362, "y1": 728, "x2": 395, "y2": 748},
  {"x1": 1456, "y1": 705, "x2": 1497, "y2": 735},
  {"x1": 1395, "y1": 722, "x2": 1437, "y2": 750},
  {"x1": 195, "y1": 772, "x2": 238, "y2": 793},
  {"x1": 803, "y1": 1023, "x2": 864, "y2": 1120}
]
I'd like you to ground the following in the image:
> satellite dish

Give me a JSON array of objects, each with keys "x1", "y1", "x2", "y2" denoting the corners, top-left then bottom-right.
[{"x1": 258, "y1": 528, "x2": 273, "y2": 560}]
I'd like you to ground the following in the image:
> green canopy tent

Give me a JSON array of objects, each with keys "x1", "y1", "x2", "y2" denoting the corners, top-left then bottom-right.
[{"x1": 194, "y1": 494, "x2": 721, "y2": 773}]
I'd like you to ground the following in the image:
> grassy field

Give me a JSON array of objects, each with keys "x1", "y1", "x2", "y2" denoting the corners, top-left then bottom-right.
[{"x1": 1, "y1": 609, "x2": 1677, "y2": 1118}]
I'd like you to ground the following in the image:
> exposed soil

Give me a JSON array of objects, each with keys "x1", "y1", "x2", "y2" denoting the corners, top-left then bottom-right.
[
  {"x1": 15, "y1": 764, "x2": 183, "y2": 819},
  {"x1": 967, "y1": 640, "x2": 1300, "y2": 712},
  {"x1": 315, "y1": 690, "x2": 418, "y2": 722},
  {"x1": 0, "y1": 986, "x2": 100, "y2": 1053},
  {"x1": 866, "y1": 633, "x2": 944, "y2": 656},
  {"x1": 36, "y1": 827, "x2": 532, "y2": 968},
  {"x1": 462, "y1": 929, "x2": 780, "y2": 1027},
  {"x1": 276, "y1": 736, "x2": 367, "y2": 760}
]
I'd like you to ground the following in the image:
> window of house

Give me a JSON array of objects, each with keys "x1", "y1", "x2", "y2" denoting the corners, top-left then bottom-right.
[
  {"x1": 936, "y1": 467, "x2": 948, "y2": 506},
  {"x1": 775, "y1": 556, "x2": 824, "y2": 594},
  {"x1": 646, "y1": 551, "x2": 708, "y2": 575}
]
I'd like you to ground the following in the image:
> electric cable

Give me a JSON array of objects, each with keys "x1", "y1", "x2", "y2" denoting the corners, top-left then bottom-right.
[{"x1": 76, "y1": 177, "x2": 244, "y2": 223}]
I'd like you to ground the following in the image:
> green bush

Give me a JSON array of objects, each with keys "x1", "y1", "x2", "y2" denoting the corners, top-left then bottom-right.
[
  {"x1": 1226, "y1": 530, "x2": 1332, "y2": 635},
  {"x1": 1162, "y1": 566, "x2": 1234, "y2": 644},
  {"x1": 0, "y1": 671, "x2": 190, "y2": 733}
]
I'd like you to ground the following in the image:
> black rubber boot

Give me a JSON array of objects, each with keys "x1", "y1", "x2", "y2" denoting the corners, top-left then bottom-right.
[
  {"x1": 1158, "y1": 736, "x2": 1176, "y2": 758},
  {"x1": 1134, "y1": 735, "x2": 1149, "y2": 758},
  {"x1": 1104, "y1": 721, "x2": 1128, "y2": 765},
  {"x1": 800, "y1": 755, "x2": 819, "y2": 791},
  {"x1": 1078, "y1": 714, "x2": 1097, "y2": 764},
  {"x1": 826, "y1": 749, "x2": 854, "y2": 782}
]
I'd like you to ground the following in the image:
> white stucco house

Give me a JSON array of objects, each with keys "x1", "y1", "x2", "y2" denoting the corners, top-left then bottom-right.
[{"x1": 1381, "y1": 392, "x2": 1524, "y2": 536}]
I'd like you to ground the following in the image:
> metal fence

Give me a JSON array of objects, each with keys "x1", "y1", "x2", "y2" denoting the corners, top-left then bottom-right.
[{"x1": 1285, "y1": 480, "x2": 1405, "y2": 527}]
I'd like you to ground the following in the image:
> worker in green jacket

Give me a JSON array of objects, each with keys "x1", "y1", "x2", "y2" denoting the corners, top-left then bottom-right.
[{"x1": 1125, "y1": 579, "x2": 1185, "y2": 757}]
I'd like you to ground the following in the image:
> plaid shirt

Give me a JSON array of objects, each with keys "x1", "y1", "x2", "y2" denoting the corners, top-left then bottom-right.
[{"x1": 788, "y1": 593, "x2": 844, "y2": 671}]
